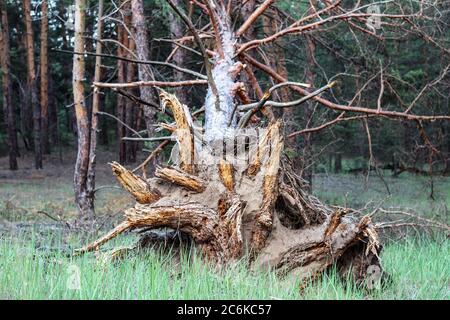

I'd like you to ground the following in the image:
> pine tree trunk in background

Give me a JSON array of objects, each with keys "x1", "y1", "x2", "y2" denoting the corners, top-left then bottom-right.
[
  {"x1": 239, "y1": 0, "x2": 259, "y2": 102},
  {"x1": 131, "y1": 0, "x2": 157, "y2": 140},
  {"x1": 445, "y1": 96, "x2": 450, "y2": 175},
  {"x1": 0, "y1": 1, "x2": 19, "y2": 170},
  {"x1": 40, "y1": 0, "x2": 50, "y2": 154},
  {"x1": 23, "y1": 0, "x2": 42, "y2": 169},
  {"x1": 301, "y1": 3, "x2": 317, "y2": 192},
  {"x1": 261, "y1": 9, "x2": 300, "y2": 173},
  {"x1": 73, "y1": 0, "x2": 94, "y2": 217},
  {"x1": 168, "y1": 0, "x2": 188, "y2": 105},
  {"x1": 18, "y1": 32, "x2": 32, "y2": 148},
  {"x1": 117, "y1": 15, "x2": 127, "y2": 164},
  {"x1": 126, "y1": 37, "x2": 137, "y2": 163},
  {"x1": 56, "y1": 2, "x2": 71, "y2": 141},
  {"x1": 335, "y1": 153, "x2": 342, "y2": 173},
  {"x1": 48, "y1": 76, "x2": 59, "y2": 148},
  {"x1": 123, "y1": 5, "x2": 137, "y2": 162},
  {"x1": 87, "y1": 0, "x2": 104, "y2": 197}
]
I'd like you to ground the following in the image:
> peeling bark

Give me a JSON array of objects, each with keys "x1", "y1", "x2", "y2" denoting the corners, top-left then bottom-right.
[{"x1": 204, "y1": 6, "x2": 240, "y2": 142}]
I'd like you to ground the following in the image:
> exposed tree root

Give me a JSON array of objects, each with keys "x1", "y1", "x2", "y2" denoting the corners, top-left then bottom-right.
[{"x1": 77, "y1": 101, "x2": 383, "y2": 288}]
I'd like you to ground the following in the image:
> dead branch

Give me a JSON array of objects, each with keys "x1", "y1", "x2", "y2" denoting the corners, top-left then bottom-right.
[
  {"x1": 132, "y1": 140, "x2": 170, "y2": 175},
  {"x1": 244, "y1": 54, "x2": 450, "y2": 122},
  {"x1": 155, "y1": 166, "x2": 206, "y2": 192},
  {"x1": 93, "y1": 79, "x2": 207, "y2": 88},
  {"x1": 51, "y1": 48, "x2": 207, "y2": 79},
  {"x1": 236, "y1": 0, "x2": 274, "y2": 37},
  {"x1": 377, "y1": 208, "x2": 450, "y2": 231},
  {"x1": 110, "y1": 161, "x2": 162, "y2": 204},
  {"x1": 74, "y1": 221, "x2": 132, "y2": 255},
  {"x1": 165, "y1": 0, "x2": 219, "y2": 100}
]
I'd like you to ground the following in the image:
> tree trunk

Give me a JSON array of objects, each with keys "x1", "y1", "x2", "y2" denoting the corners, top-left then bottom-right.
[
  {"x1": 131, "y1": 0, "x2": 157, "y2": 142},
  {"x1": 0, "y1": 1, "x2": 19, "y2": 170},
  {"x1": 73, "y1": 0, "x2": 94, "y2": 217},
  {"x1": 87, "y1": 0, "x2": 104, "y2": 198},
  {"x1": 335, "y1": 153, "x2": 342, "y2": 173},
  {"x1": 23, "y1": 0, "x2": 42, "y2": 169},
  {"x1": 168, "y1": 0, "x2": 188, "y2": 105},
  {"x1": 203, "y1": 6, "x2": 240, "y2": 142},
  {"x1": 48, "y1": 76, "x2": 59, "y2": 149},
  {"x1": 117, "y1": 13, "x2": 127, "y2": 164},
  {"x1": 125, "y1": 9, "x2": 137, "y2": 163},
  {"x1": 40, "y1": 0, "x2": 50, "y2": 154},
  {"x1": 18, "y1": 32, "x2": 32, "y2": 149},
  {"x1": 126, "y1": 38, "x2": 137, "y2": 163},
  {"x1": 300, "y1": 3, "x2": 317, "y2": 192}
]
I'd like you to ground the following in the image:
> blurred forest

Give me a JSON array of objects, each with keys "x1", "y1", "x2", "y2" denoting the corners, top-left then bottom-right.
[{"x1": 0, "y1": 0, "x2": 449, "y2": 194}]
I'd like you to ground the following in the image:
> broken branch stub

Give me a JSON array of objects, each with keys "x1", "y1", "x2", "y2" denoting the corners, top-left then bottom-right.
[
  {"x1": 159, "y1": 91, "x2": 195, "y2": 174},
  {"x1": 218, "y1": 160, "x2": 235, "y2": 192},
  {"x1": 251, "y1": 121, "x2": 283, "y2": 251},
  {"x1": 110, "y1": 161, "x2": 161, "y2": 204},
  {"x1": 155, "y1": 165, "x2": 206, "y2": 193}
]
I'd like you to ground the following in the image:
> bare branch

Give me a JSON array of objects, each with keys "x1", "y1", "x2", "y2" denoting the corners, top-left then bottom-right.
[
  {"x1": 165, "y1": 0, "x2": 219, "y2": 99},
  {"x1": 96, "y1": 111, "x2": 143, "y2": 138},
  {"x1": 93, "y1": 79, "x2": 208, "y2": 88},
  {"x1": 244, "y1": 54, "x2": 450, "y2": 122},
  {"x1": 52, "y1": 48, "x2": 207, "y2": 80},
  {"x1": 236, "y1": 0, "x2": 274, "y2": 37}
]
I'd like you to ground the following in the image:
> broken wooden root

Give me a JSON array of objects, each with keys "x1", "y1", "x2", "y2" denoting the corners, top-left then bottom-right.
[
  {"x1": 111, "y1": 161, "x2": 161, "y2": 204},
  {"x1": 78, "y1": 118, "x2": 382, "y2": 288},
  {"x1": 155, "y1": 165, "x2": 206, "y2": 193}
]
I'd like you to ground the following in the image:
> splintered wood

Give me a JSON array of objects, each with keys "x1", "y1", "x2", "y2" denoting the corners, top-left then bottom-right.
[
  {"x1": 159, "y1": 91, "x2": 195, "y2": 174},
  {"x1": 111, "y1": 161, "x2": 161, "y2": 204},
  {"x1": 251, "y1": 121, "x2": 283, "y2": 251},
  {"x1": 155, "y1": 166, "x2": 206, "y2": 192},
  {"x1": 78, "y1": 120, "x2": 382, "y2": 287},
  {"x1": 218, "y1": 160, "x2": 234, "y2": 192}
]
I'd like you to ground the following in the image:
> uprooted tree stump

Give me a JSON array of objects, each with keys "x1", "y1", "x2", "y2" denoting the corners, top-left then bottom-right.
[{"x1": 76, "y1": 92, "x2": 382, "y2": 288}]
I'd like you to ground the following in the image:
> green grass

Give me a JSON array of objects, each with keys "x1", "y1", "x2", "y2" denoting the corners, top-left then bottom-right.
[
  {"x1": 313, "y1": 172, "x2": 450, "y2": 224},
  {"x1": 1, "y1": 167, "x2": 449, "y2": 300},
  {"x1": 0, "y1": 233, "x2": 448, "y2": 300}
]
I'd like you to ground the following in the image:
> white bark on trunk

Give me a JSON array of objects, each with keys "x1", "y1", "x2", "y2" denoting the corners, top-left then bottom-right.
[{"x1": 203, "y1": 12, "x2": 239, "y2": 142}]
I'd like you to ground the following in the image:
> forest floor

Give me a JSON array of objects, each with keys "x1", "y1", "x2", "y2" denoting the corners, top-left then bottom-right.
[{"x1": 0, "y1": 148, "x2": 449, "y2": 299}]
